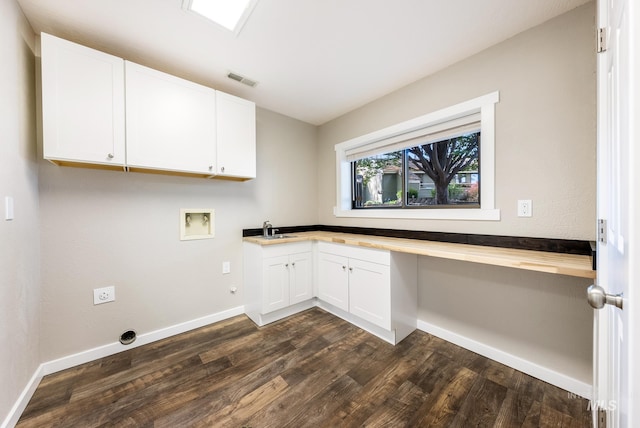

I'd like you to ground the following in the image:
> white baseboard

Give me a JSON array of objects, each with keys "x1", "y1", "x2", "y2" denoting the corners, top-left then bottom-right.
[
  {"x1": 247, "y1": 300, "x2": 316, "y2": 327},
  {"x1": 317, "y1": 300, "x2": 398, "y2": 345},
  {"x1": 1, "y1": 365, "x2": 44, "y2": 428},
  {"x1": 2, "y1": 306, "x2": 244, "y2": 428},
  {"x1": 41, "y1": 306, "x2": 245, "y2": 376},
  {"x1": 417, "y1": 319, "x2": 592, "y2": 399}
]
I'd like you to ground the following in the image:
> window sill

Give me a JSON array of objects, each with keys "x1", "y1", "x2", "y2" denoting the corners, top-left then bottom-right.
[{"x1": 333, "y1": 207, "x2": 501, "y2": 221}]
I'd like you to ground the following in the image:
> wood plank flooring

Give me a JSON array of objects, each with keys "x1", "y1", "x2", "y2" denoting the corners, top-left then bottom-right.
[{"x1": 17, "y1": 308, "x2": 592, "y2": 427}]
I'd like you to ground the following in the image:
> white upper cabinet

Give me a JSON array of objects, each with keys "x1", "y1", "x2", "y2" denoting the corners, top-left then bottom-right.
[
  {"x1": 125, "y1": 61, "x2": 216, "y2": 175},
  {"x1": 41, "y1": 33, "x2": 125, "y2": 167},
  {"x1": 215, "y1": 91, "x2": 256, "y2": 179},
  {"x1": 40, "y1": 33, "x2": 256, "y2": 179}
]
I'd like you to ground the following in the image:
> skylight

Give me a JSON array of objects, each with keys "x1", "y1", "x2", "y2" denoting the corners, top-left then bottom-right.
[{"x1": 183, "y1": 0, "x2": 259, "y2": 35}]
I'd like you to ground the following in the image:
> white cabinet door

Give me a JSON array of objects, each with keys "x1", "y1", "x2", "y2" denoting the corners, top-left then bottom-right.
[
  {"x1": 317, "y1": 252, "x2": 349, "y2": 312},
  {"x1": 41, "y1": 33, "x2": 125, "y2": 166},
  {"x1": 125, "y1": 61, "x2": 216, "y2": 174},
  {"x1": 289, "y1": 252, "x2": 313, "y2": 305},
  {"x1": 348, "y1": 258, "x2": 391, "y2": 329},
  {"x1": 215, "y1": 91, "x2": 256, "y2": 179},
  {"x1": 262, "y1": 255, "x2": 290, "y2": 314}
]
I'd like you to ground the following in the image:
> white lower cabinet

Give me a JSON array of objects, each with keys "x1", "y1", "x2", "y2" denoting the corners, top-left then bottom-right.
[
  {"x1": 288, "y1": 252, "x2": 313, "y2": 304},
  {"x1": 348, "y1": 258, "x2": 391, "y2": 330},
  {"x1": 317, "y1": 242, "x2": 417, "y2": 345},
  {"x1": 244, "y1": 242, "x2": 314, "y2": 326},
  {"x1": 244, "y1": 239, "x2": 417, "y2": 344},
  {"x1": 317, "y1": 251, "x2": 391, "y2": 328},
  {"x1": 316, "y1": 252, "x2": 350, "y2": 311}
]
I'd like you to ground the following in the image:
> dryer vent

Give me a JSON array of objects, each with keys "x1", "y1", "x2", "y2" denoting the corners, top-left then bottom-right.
[{"x1": 119, "y1": 330, "x2": 137, "y2": 345}]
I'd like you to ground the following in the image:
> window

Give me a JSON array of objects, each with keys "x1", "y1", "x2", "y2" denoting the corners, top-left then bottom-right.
[
  {"x1": 353, "y1": 130, "x2": 480, "y2": 209},
  {"x1": 335, "y1": 92, "x2": 499, "y2": 220}
]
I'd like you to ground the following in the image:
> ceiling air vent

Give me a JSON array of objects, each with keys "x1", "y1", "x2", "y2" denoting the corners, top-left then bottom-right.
[{"x1": 227, "y1": 72, "x2": 258, "y2": 88}]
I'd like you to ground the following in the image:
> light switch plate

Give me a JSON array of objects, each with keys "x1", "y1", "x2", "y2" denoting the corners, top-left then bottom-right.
[
  {"x1": 5, "y1": 196, "x2": 14, "y2": 221},
  {"x1": 222, "y1": 261, "x2": 231, "y2": 274}
]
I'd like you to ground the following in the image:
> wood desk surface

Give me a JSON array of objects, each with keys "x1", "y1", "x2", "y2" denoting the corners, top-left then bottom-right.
[{"x1": 244, "y1": 231, "x2": 596, "y2": 279}]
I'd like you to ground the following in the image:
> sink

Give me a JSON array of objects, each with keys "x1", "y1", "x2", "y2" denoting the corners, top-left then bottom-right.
[{"x1": 263, "y1": 234, "x2": 296, "y2": 240}]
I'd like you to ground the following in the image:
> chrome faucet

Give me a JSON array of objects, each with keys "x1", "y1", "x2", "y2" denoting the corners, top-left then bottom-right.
[{"x1": 263, "y1": 220, "x2": 272, "y2": 238}]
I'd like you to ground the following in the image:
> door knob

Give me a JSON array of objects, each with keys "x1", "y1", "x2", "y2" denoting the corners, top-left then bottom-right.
[{"x1": 587, "y1": 284, "x2": 623, "y2": 310}]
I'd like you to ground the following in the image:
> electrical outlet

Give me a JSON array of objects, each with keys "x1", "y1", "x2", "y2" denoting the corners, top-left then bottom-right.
[
  {"x1": 93, "y1": 286, "x2": 115, "y2": 305},
  {"x1": 517, "y1": 199, "x2": 532, "y2": 217}
]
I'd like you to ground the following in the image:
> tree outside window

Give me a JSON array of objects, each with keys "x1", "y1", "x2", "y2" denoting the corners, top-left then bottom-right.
[{"x1": 353, "y1": 132, "x2": 480, "y2": 209}]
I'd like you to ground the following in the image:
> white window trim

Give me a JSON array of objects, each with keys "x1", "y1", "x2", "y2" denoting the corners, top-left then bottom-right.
[{"x1": 334, "y1": 91, "x2": 500, "y2": 221}]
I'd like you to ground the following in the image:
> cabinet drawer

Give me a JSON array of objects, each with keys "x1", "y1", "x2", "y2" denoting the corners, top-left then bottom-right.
[
  {"x1": 317, "y1": 241, "x2": 390, "y2": 265},
  {"x1": 261, "y1": 241, "x2": 312, "y2": 258}
]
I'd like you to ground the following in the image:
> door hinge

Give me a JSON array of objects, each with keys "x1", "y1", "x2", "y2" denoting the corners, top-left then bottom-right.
[
  {"x1": 598, "y1": 219, "x2": 607, "y2": 244},
  {"x1": 597, "y1": 27, "x2": 607, "y2": 53},
  {"x1": 597, "y1": 407, "x2": 607, "y2": 428}
]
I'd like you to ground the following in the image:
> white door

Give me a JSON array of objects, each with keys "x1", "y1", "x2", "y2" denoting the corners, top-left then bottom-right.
[
  {"x1": 125, "y1": 61, "x2": 216, "y2": 174},
  {"x1": 348, "y1": 259, "x2": 391, "y2": 330},
  {"x1": 215, "y1": 91, "x2": 256, "y2": 179},
  {"x1": 262, "y1": 256, "x2": 289, "y2": 314},
  {"x1": 40, "y1": 33, "x2": 125, "y2": 166},
  {"x1": 289, "y1": 252, "x2": 313, "y2": 305},
  {"x1": 593, "y1": 0, "x2": 638, "y2": 425},
  {"x1": 317, "y1": 252, "x2": 349, "y2": 311}
]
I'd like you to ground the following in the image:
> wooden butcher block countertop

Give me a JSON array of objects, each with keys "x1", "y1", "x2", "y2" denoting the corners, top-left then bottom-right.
[{"x1": 244, "y1": 231, "x2": 596, "y2": 279}]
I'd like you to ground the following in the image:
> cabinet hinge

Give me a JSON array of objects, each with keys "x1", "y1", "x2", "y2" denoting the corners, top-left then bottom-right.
[
  {"x1": 598, "y1": 219, "x2": 607, "y2": 244},
  {"x1": 596, "y1": 407, "x2": 607, "y2": 428},
  {"x1": 597, "y1": 27, "x2": 608, "y2": 53}
]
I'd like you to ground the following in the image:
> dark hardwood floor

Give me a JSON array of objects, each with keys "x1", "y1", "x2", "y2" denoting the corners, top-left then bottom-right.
[{"x1": 17, "y1": 308, "x2": 591, "y2": 427}]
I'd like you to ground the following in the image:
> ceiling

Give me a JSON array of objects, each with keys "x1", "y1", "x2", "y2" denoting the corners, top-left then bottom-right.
[{"x1": 16, "y1": 0, "x2": 591, "y2": 125}]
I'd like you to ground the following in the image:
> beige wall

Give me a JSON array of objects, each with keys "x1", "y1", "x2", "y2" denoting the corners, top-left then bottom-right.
[
  {"x1": 38, "y1": 107, "x2": 318, "y2": 361},
  {"x1": 317, "y1": 3, "x2": 596, "y2": 384},
  {"x1": 0, "y1": 0, "x2": 40, "y2": 422},
  {"x1": 418, "y1": 258, "x2": 592, "y2": 383},
  {"x1": 318, "y1": 3, "x2": 596, "y2": 241}
]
